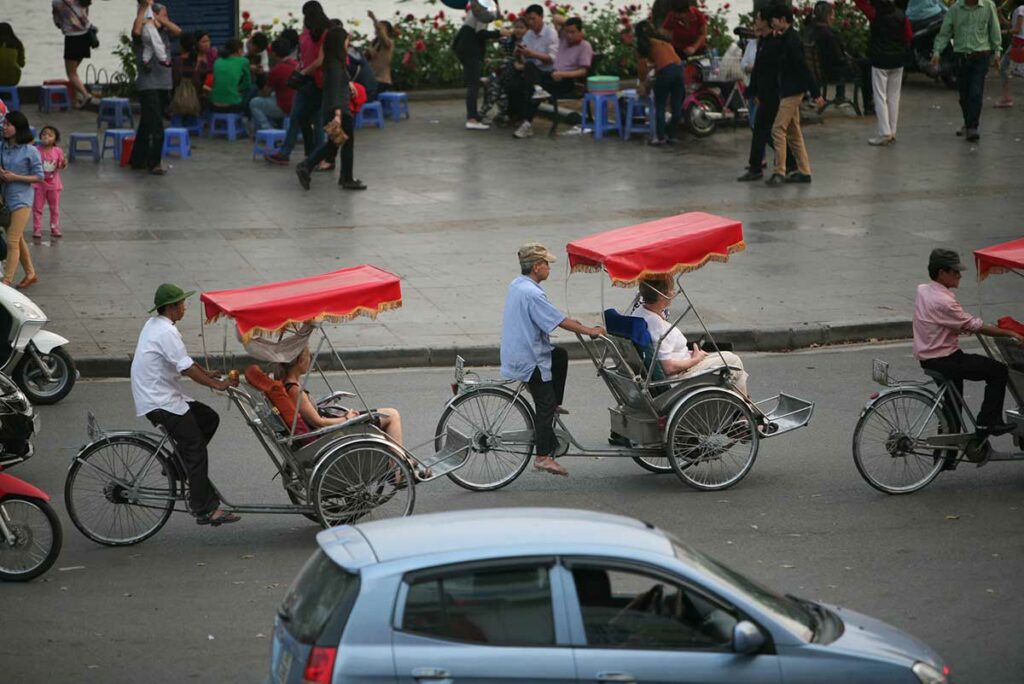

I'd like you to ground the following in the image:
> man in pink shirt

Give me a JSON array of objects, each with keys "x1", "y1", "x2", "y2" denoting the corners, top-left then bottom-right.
[{"x1": 913, "y1": 248, "x2": 1024, "y2": 435}]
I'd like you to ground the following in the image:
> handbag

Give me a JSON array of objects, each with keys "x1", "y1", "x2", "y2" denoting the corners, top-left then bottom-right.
[
  {"x1": 87, "y1": 25, "x2": 100, "y2": 49},
  {"x1": 286, "y1": 70, "x2": 316, "y2": 97},
  {"x1": 170, "y1": 78, "x2": 201, "y2": 116},
  {"x1": 323, "y1": 118, "x2": 348, "y2": 145}
]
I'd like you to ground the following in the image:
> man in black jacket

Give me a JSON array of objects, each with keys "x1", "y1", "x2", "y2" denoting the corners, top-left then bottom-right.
[{"x1": 767, "y1": 3, "x2": 824, "y2": 186}]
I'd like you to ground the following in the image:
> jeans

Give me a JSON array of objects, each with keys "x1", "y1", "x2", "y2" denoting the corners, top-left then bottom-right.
[
  {"x1": 957, "y1": 53, "x2": 989, "y2": 130},
  {"x1": 146, "y1": 401, "x2": 222, "y2": 517},
  {"x1": 280, "y1": 87, "x2": 323, "y2": 158},
  {"x1": 771, "y1": 94, "x2": 811, "y2": 176},
  {"x1": 249, "y1": 95, "x2": 285, "y2": 131},
  {"x1": 130, "y1": 88, "x2": 169, "y2": 170},
  {"x1": 300, "y1": 110, "x2": 355, "y2": 182},
  {"x1": 920, "y1": 350, "x2": 1009, "y2": 428},
  {"x1": 526, "y1": 346, "x2": 568, "y2": 458},
  {"x1": 457, "y1": 51, "x2": 483, "y2": 120},
  {"x1": 652, "y1": 62, "x2": 684, "y2": 140}
]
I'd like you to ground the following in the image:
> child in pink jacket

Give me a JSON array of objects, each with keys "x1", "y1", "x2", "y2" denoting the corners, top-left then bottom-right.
[{"x1": 32, "y1": 126, "x2": 66, "y2": 238}]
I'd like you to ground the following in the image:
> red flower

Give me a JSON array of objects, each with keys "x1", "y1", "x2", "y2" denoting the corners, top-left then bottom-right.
[
  {"x1": 414, "y1": 39, "x2": 427, "y2": 52},
  {"x1": 433, "y1": 20, "x2": 440, "y2": 28},
  {"x1": 545, "y1": 0, "x2": 554, "y2": 6},
  {"x1": 507, "y1": 11, "x2": 517, "y2": 20},
  {"x1": 437, "y1": 10, "x2": 446, "y2": 19},
  {"x1": 242, "y1": 20, "x2": 254, "y2": 32},
  {"x1": 405, "y1": 13, "x2": 416, "y2": 21},
  {"x1": 842, "y1": 18, "x2": 851, "y2": 27},
  {"x1": 242, "y1": 10, "x2": 251, "y2": 19},
  {"x1": 621, "y1": 31, "x2": 634, "y2": 44},
  {"x1": 402, "y1": 50, "x2": 414, "y2": 67},
  {"x1": 723, "y1": 2, "x2": 730, "y2": 7}
]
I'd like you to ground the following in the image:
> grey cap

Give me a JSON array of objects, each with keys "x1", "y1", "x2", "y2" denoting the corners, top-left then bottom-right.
[{"x1": 929, "y1": 248, "x2": 968, "y2": 272}]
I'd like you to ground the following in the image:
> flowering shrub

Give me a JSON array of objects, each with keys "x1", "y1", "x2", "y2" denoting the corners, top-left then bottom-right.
[
  {"x1": 736, "y1": 0, "x2": 869, "y2": 57},
  {"x1": 240, "y1": 10, "x2": 301, "y2": 41}
]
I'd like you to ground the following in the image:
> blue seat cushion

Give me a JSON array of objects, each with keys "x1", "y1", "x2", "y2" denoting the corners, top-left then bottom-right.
[{"x1": 603, "y1": 309, "x2": 666, "y2": 385}]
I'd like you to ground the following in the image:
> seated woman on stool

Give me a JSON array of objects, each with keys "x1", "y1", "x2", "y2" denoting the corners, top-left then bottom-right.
[{"x1": 635, "y1": 276, "x2": 749, "y2": 397}]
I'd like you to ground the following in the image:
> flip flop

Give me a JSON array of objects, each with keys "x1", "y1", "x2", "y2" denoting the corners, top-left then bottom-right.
[
  {"x1": 534, "y1": 459, "x2": 569, "y2": 477},
  {"x1": 196, "y1": 510, "x2": 241, "y2": 526}
]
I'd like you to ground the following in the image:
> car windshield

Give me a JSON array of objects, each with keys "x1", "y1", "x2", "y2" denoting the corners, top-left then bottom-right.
[{"x1": 671, "y1": 539, "x2": 815, "y2": 642}]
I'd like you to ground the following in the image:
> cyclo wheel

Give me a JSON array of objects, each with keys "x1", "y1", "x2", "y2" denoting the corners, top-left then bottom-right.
[
  {"x1": 852, "y1": 389, "x2": 952, "y2": 494},
  {"x1": 435, "y1": 387, "x2": 535, "y2": 491},
  {"x1": 0, "y1": 496, "x2": 63, "y2": 582},
  {"x1": 632, "y1": 454, "x2": 673, "y2": 474},
  {"x1": 666, "y1": 389, "x2": 759, "y2": 491},
  {"x1": 64, "y1": 435, "x2": 176, "y2": 546},
  {"x1": 309, "y1": 442, "x2": 415, "y2": 528}
]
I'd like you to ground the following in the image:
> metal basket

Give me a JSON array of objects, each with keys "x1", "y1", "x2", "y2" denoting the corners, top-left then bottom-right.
[{"x1": 871, "y1": 359, "x2": 893, "y2": 387}]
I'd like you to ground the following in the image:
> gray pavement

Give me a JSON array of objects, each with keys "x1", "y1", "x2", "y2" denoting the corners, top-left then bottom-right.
[
  {"x1": 15, "y1": 78, "x2": 1024, "y2": 372},
  {"x1": 3, "y1": 342, "x2": 1023, "y2": 682}
]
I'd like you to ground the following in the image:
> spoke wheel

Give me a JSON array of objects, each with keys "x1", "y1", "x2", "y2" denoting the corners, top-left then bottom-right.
[
  {"x1": 435, "y1": 388, "x2": 534, "y2": 491},
  {"x1": 632, "y1": 454, "x2": 673, "y2": 474},
  {"x1": 0, "y1": 496, "x2": 62, "y2": 581},
  {"x1": 64, "y1": 436, "x2": 176, "y2": 546},
  {"x1": 667, "y1": 390, "x2": 759, "y2": 491},
  {"x1": 310, "y1": 443, "x2": 415, "y2": 528},
  {"x1": 853, "y1": 390, "x2": 951, "y2": 494}
]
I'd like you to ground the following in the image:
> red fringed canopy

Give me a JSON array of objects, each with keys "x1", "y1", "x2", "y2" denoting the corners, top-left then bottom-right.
[
  {"x1": 974, "y1": 238, "x2": 1024, "y2": 281},
  {"x1": 567, "y1": 212, "x2": 745, "y2": 286}
]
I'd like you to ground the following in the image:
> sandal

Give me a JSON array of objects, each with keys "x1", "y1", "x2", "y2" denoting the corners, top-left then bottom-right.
[
  {"x1": 534, "y1": 457, "x2": 569, "y2": 477},
  {"x1": 196, "y1": 509, "x2": 241, "y2": 526},
  {"x1": 16, "y1": 274, "x2": 37, "y2": 290}
]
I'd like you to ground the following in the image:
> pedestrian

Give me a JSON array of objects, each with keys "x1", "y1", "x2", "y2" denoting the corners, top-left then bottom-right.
[
  {"x1": 294, "y1": 26, "x2": 365, "y2": 192},
  {"x1": 853, "y1": 0, "x2": 913, "y2": 145},
  {"x1": 766, "y1": 4, "x2": 825, "y2": 186},
  {"x1": 32, "y1": 126, "x2": 65, "y2": 240},
  {"x1": 365, "y1": 11, "x2": 397, "y2": 94},
  {"x1": 994, "y1": 0, "x2": 1024, "y2": 107},
  {"x1": 50, "y1": 0, "x2": 97, "y2": 108},
  {"x1": 634, "y1": 20, "x2": 684, "y2": 146},
  {"x1": 453, "y1": 0, "x2": 502, "y2": 130},
  {"x1": 932, "y1": 0, "x2": 1002, "y2": 142},
  {"x1": 661, "y1": 0, "x2": 709, "y2": 59},
  {"x1": 129, "y1": 0, "x2": 181, "y2": 176},
  {"x1": 0, "y1": 110, "x2": 42, "y2": 289},
  {"x1": 0, "y1": 23, "x2": 25, "y2": 87}
]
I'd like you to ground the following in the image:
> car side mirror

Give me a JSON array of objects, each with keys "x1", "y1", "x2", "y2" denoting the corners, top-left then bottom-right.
[{"x1": 732, "y1": 620, "x2": 766, "y2": 655}]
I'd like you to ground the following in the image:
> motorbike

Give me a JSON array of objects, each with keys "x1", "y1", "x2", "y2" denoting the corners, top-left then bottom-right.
[
  {"x1": 0, "y1": 283, "x2": 76, "y2": 405},
  {"x1": 907, "y1": 12, "x2": 957, "y2": 89},
  {"x1": 0, "y1": 371, "x2": 61, "y2": 581}
]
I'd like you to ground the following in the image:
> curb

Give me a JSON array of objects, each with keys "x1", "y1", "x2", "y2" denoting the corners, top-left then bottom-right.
[{"x1": 73, "y1": 319, "x2": 913, "y2": 379}]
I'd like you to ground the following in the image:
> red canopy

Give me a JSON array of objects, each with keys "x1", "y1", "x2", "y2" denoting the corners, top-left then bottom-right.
[
  {"x1": 201, "y1": 265, "x2": 402, "y2": 341},
  {"x1": 566, "y1": 212, "x2": 745, "y2": 286},
  {"x1": 974, "y1": 238, "x2": 1024, "y2": 281}
]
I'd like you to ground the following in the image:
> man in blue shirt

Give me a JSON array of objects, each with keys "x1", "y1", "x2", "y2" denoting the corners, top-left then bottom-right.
[{"x1": 501, "y1": 243, "x2": 605, "y2": 476}]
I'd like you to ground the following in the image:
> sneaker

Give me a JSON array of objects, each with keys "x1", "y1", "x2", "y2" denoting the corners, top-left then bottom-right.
[
  {"x1": 295, "y1": 164, "x2": 311, "y2": 190},
  {"x1": 994, "y1": 98, "x2": 1014, "y2": 108},
  {"x1": 532, "y1": 86, "x2": 551, "y2": 101},
  {"x1": 32, "y1": 230, "x2": 42, "y2": 239},
  {"x1": 340, "y1": 178, "x2": 367, "y2": 191},
  {"x1": 868, "y1": 135, "x2": 894, "y2": 146},
  {"x1": 965, "y1": 128, "x2": 980, "y2": 142},
  {"x1": 736, "y1": 170, "x2": 763, "y2": 182},
  {"x1": 513, "y1": 121, "x2": 534, "y2": 139},
  {"x1": 264, "y1": 152, "x2": 291, "y2": 165},
  {"x1": 785, "y1": 172, "x2": 812, "y2": 183},
  {"x1": 50, "y1": 228, "x2": 62, "y2": 238},
  {"x1": 465, "y1": 120, "x2": 490, "y2": 130},
  {"x1": 765, "y1": 173, "x2": 786, "y2": 186}
]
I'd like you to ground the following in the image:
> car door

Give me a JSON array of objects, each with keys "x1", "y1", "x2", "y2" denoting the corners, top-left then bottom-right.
[
  {"x1": 563, "y1": 559, "x2": 782, "y2": 684},
  {"x1": 392, "y1": 557, "x2": 577, "y2": 684}
]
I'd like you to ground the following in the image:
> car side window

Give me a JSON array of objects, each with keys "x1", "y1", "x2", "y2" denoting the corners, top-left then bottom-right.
[
  {"x1": 571, "y1": 565, "x2": 737, "y2": 650},
  {"x1": 402, "y1": 564, "x2": 556, "y2": 647}
]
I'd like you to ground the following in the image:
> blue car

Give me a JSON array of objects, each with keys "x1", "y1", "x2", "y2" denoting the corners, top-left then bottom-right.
[{"x1": 268, "y1": 508, "x2": 951, "y2": 684}]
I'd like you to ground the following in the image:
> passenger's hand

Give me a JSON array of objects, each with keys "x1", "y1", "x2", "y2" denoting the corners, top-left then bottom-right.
[
  {"x1": 691, "y1": 343, "x2": 707, "y2": 362},
  {"x1": 1013, "y1": 332, "x2": 1024, "y2": 346}
]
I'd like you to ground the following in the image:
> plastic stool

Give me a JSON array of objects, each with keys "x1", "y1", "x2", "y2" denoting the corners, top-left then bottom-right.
[
  {"x1": 580, "y1": 92, "x2": 620, "y2": 140},
  {"x1": 620, "y1": 89, "x2": 655, "y2": 141},
  {"x1": 208, "y1": 111, "x2": 246, "y2": 140},
  {"x1": 101, "y1": 128, "x2": 135, "y2": 160},
  {"x1": 0, "y1": 85, "x2": 19, "y2": 111},
  {"x1": 39, "y1": 84, "x2": 72, "y2": 113},
  {"x1": 354, "y1": 101, "x2": 385, "y2": 129},
  {"x1": 68, "y1": 132, "x2": 100, "y2": 162},
  {"x1": 253, "y1": 129, "x2": 286, "y2": 159},
  {"x1": 162, "y1": 127, "x2": 191, "y2": 158},
  {"x1": 377, "y1": 92, "x2": 409, "y2": 121},
  {"x1": 97, "y1": 97, "x2": 134, "y2": 129},
  {"x1": 170, "y1": 114, "x2": 204, "y2": 137},
  {"x1": 29, "y1": 126, "x2": 37, "y2": 141}
]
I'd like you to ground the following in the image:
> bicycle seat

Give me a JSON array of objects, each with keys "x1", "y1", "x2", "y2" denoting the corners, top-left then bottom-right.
[{"x1": 922, "y1": 369, "x2": 950, "y2": 384}]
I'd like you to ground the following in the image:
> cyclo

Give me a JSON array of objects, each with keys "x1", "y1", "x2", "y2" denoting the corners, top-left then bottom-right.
[
  {"x1": 434, "y1": 213, "x2": 815, "y2": 492},
  {"x1": 63, "y1": 266, "x2": 472, "y2": 546},
  {"x1": 853, "y1": 238, "x2": 1024, "y2": 494}
]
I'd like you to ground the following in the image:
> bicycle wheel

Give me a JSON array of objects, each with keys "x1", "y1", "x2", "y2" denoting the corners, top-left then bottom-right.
[
  {"x1": 852, "y1": 390, "x2": 951, "y2": 494},
  {"x1": 0, "y1": 496, "x2": 63, "y2": 582},
  {"x1": 310, "y1": 442, "x2": 415, "y2": 528},
  {"x1": 667, "y1": 390, "x2": 759, "y2": 491},
  {"x1": 65, "y1": 435, "x2": 176, "y2": 546},
  {"x1": 435, "y1": 388, "x2": 534, "y2": 491},
  {"x1": 632, "y1": 455, "x2": 673, "y2": 474}
]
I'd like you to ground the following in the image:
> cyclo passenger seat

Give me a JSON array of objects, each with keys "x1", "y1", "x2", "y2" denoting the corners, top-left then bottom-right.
[
  {"x1": 243, "y1": 365, "x2": 313, "y2": 446},
  {"x1": 604, "y1": 309, "x2": 667, "y2": 387}
]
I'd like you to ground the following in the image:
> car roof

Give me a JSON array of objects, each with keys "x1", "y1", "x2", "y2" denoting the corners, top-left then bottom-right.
[{"x1": 317, "y1": 508, "x2": 676, "y2": 570}]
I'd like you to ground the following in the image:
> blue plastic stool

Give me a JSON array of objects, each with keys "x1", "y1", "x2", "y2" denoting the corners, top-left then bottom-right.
[
  {"x1": 354, "y1": 101, "x2": 385, "y2": 129},
  {"x1": 377, "y1": 92, "x2": 409, "y2": 121},
  {"x1": 581, "y1": 92, "x2": 620, "y2": 140},
  {"x1": 162, "y1": 127, "x2": 191, "y2": 158},
  {"x1": 101, "y1": 128, "x2": 135, "y2": 160},
  {"x1": 253, "y1": 129, "x2": 286, "y2": 159},
  {"x1": 68, "y1": 132, "x2": 100, "y2": 162},
  {"x1": 0, "y1": 85, "x2": 19, "y2": 111},
  {"x1": 619, "y1": 89, "x2": 655, "y2": 141},
  {"x1": 209, "y1": 112, "x2": 246, "y2": 140},
  {"x1": 39, "y1": 85, "x2": 72, "y2": 113},
  {"x1": 97, "y1": 97, "x2": 134, "y2": 129},
  {"x1": 170, "y1": 114, "x2": 204, "y2": 137}
]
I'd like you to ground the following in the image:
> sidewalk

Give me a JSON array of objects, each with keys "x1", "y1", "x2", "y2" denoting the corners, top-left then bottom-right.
[{"x1": 16, "y1": 80, "x2": 1024, "y2": 375}]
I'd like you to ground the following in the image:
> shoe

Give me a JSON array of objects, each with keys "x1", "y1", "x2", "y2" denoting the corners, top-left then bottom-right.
[
  {"x1": 994, "y1": 98, "x2": 1014, "y2": 108},
  {"x1": 51, "y1": 228, "x2": 62, "y2": 238},
  {"x1": 965, "y1": 128, "x2": 980, "y2": 142},
  {"x1": 765, "y1": 173, "x2": 786, "y2": 186},
  {"x1": 196, "y1": 509, "x2": 242, "y2": 526},
  {"x1": 868, "y1": 135, "x2": 894, "y2": 146},
  {"x1": 533, "y1": 456, "x2": 569, "y2": 477},
  {"x1": 513, "y1": 121, "x2": 534, "y2": 138},
  {"x1": 32, "y1": 230, "x2": 42, "y2": 239},
  {"x1": 532, "y1": 86, "x2": 551, "y2": 101},
  {"x1": 608, "y1": 432, "x2": 632, "y2": 448},
  {"x1": 16, "y1": 274, "x2": 38, "y2": 290},
  {"x1": 148, "y1": 166, "x2": 167, "y2": 176},
  {"x1": 295, "y1": 164, "x2": 311, "y2": 190},
  {"x1": 736, "y1": 170, "x2": 763, "y2": 182},
  {"x1": 465, "y1": 120, "x2": 490, "y2": 130},
  {"x1": 977, "y1": 421, "x2": 1016, "y2": 437},
  {"x1": 340, "y1": 179, "x2": 367, "y2": 190},
  {"x1": 647, "y1": 138, "x2": 667, "y2": 146},
  {"x1": 785, "y1": 172, "x2": 812, "y2": 183},
  {"x1": 265, "y1": 152, "x2": 291, "y2": 165},
  {"x1": 955, "y1": 126, "x2": 966, "y2": 136}
]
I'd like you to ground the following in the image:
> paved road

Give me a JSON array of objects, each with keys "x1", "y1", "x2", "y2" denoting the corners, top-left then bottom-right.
[{"x1": 2, "y1": 342, "x2": 1022, "y2": 683}]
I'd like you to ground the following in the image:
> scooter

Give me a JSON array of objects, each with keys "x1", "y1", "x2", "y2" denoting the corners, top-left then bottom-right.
[
  {"x1": 683, "y1": 55, "x2": 750, "y2": 137},
  {"x1": 0, "y1": 284, "x2": 76, "y2": 405},
  {"x1": 0, "y1": 371, "x2": 61, "y2": 581},
  {"x1": 907, "y1": 13, "x2": 957, "y2": 89}
]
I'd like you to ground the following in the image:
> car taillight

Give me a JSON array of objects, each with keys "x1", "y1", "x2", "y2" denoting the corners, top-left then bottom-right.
[{"x1": 301, "y1": 646, "x2": 337, "y2": 684}]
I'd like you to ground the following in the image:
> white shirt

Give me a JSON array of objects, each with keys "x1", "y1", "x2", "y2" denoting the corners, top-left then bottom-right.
[
  {"x1": 637, "y1": 306, "x2": 692, "y2": 362},
  {"x1": 131, "y1": 316, "x2": 195, "y2": 417},
  {"x1": 1013, "y1": 6, "x2": 1024, "y2": 40},
  {"x1": 523, "y1": 24, "x2": 559, "y2": 72}
]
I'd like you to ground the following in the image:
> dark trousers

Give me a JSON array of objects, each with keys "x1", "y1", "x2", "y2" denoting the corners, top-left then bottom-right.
[
  {"x1": 653, "y1": 63, "x2": 684, "y2": 140},
  {"x1": 130, "y1": 88, "x2": 169, "y2": 171},
  {"x1": 522, "y1": 64, "x2": 577, "y2": 122},
  {"x1": 920, "y1": 350, "x2": 1009, "y2": 428},
  {"x1": 527, "y1": 346, "x2": 568, "y2": 458},
  {"x1": 146, "y1": 401, "x2": 221, "y2": 516},
  {"x1": 748, "y1": 96, "x2": 797, "y2": 173},
  {"x1": 833, "y1": 58, "x2": 873, "y2": 110},
  {"x1": 280, "y1": 87, "x2": 323, "y2": 158},
  {"x1": 301, "y1": 110, "x2": 355, "y2": 182},
  {"x1": 457, "y1": 51, "x2": 483, "y2": 120},
  {"x1": 957, "y1": 53, "x2": 989, "y2": 130}
]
